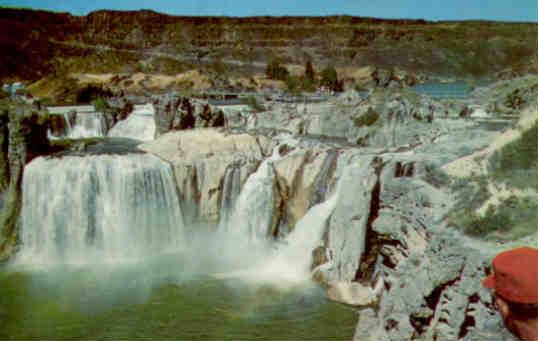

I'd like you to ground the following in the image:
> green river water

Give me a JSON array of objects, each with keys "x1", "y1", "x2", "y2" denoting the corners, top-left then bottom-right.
[{"x1": 0, "y1": 252, "x2": 357, "y2": 341}]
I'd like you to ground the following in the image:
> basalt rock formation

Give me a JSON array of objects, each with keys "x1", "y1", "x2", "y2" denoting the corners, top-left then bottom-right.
[
  {"x1": 1, "y1": 8, "x2": 536, "y2": 82},
  {"x1": 152, "y1": 94, "x2": 225, "y2": 136},
  {"x1": 139, "y1": 128, "x2": 272, "y2": 223},
  {"x1": 0, "y1": 101, "x2": 49, "y2": 261}
]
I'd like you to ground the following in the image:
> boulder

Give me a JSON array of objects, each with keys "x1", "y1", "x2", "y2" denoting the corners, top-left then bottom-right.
[{"x1": 327, "y1": 277, "x2": 383, "y2": 307}]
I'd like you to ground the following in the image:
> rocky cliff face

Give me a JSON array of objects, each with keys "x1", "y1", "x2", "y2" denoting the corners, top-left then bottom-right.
[
  {"x1": 135, "y1": 79, "x2": 533, "y2": 339},
  {"x1": 139, "y1": 128, "x2": 272, "y2": 223},
  {"x1": 0, "y1": 101, "x2": 49, "y2": 261},
  {"x1": 1, "y1": 8, "x2": 536, "y2": 82}
]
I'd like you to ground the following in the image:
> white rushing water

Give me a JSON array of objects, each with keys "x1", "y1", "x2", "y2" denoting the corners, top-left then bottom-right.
[
  {"x1": 107, "y1": 104, "x2": 156, "y2": 141},
  {"x1": 224, "y1": 149, "x2": 280, "y2": 243},
  {"x1": 215, "y1": 148, "x2": 342, "y2": 285},
  {"x1": 17, "y1": 154, "x2": 184, "y2": 265},
  {"x1": 217, "y1": 165, "x2": 242, "y2": 230},
  {"x1": 48, "y1": 112, "x2": 108, "y2": 140},
  {"x1": 254, "y1": 192, "x2": 338, "y2": 284},
  {"x1": 69, "y1": 112, "x2": 108, "y2": 138}
]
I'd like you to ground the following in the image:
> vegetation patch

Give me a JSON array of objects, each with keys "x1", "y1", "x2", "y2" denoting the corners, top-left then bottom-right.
[
  {"x1": 455, "y1": 196, "x2": 538, "y2": 239},
  {"x1": 265, "y1": 59, "x2": 289, "y2": 81},
  {"x1": 353, "y1": 108, "x2": 380, "y2": 128},
  {"x1": 244, "y1": 96, "x2": 265, "y2": 113},
  {"x1": 488, "y1": 120, "x2": 538, "y2": 190}
]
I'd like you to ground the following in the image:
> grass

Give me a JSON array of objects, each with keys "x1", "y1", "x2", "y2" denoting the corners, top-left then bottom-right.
[
  {"x1": 422, "y1": 164, "x2": 451, "y2": 189},
  {"x1": 488, "y1": 120, "x2": 538, "y2": 190},
  {"x1": 456, "y1": 196, "x2": 538, "y2": 239}
]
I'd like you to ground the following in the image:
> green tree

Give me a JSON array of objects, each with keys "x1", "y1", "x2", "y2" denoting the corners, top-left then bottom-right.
[
  {"x1": 305, "y1": 60, "x2": 315, "y2": 84},
  {"x1": 265, "y1": 58, "x2": 289, "y2": 81},
  {"x1": 320, "y1": 65, "x2": 342, "y2": 92},
  {"x1": 285, "y1": 75, "x2": 301, "y2": 96},
  {"x1": 92, "y1": 97, "x2": 108, "y2": 113}
]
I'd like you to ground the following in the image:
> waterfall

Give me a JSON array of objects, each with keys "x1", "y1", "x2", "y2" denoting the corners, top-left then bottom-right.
[
  {"x1": 223, "y1": 149, "x2": 280, "y2": 242},
  {"x1": 108, "y1": 104, "x2": 156, "y2": 141},
  {"x1": 225, "y1": 159, "x2": 275, "y2": 242},
  {"x1": 17, "y1": 153, "x2": 184, "y2": 265},
  {"x1": 262, "y1": 192, "x2": 338, "y2": 282},
  {"x1": 48, "y1": 112, "x2": 107, "y2": 140},
  {"x1": 69, "y1": 112, "x2": 107, "y2": 138},
  {"x1": 216, "y1": 187, "x2": 338, "y2": 285},
  {"x1": 217, "y1": 165, "x2": 242, "y2": 230}
]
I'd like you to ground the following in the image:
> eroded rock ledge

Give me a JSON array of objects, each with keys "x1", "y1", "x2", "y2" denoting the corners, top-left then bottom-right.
[
  {"x1": 0, "y1": 102, "x2": 49, "y2": 261},
  {"x1": 139, "y1": 128, "x2": 272, "y2": 223}
]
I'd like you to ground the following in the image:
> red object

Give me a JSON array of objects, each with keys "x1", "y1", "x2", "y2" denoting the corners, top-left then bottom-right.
[{"x1": 483, "y1": 247, "x2": 538, "y2": 304}]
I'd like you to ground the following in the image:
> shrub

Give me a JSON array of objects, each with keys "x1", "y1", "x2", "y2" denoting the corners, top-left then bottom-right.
[
  {"x1": 353, "y1": 108, "x2": 379, "y2": 127},
  {"x1": 301, "y1": 77, "x2": 317, "y2": 92},
  {"x1": 320, "y1": 65, "x2": 340, "y2": 91},
  {"x1": 460, "y1": 197, "x2": 538, "y2": 238},
  {"x1": 92, "y1": 97, "x2": 108, "y2": 113},
  {"x1": 489, "y1": 120, "x2": 538, "y2": 189},
  {"x1": 462, "y1": 205, "x2": 511, "y2": 236},
  {"x1": 76, "y1": 85, "x2": 112, "y2": 104},
  {"x1": 285, "y1": 75, "x2": 301, "y2": 96},
  {"x1": 304, "y1": 60, "x2": 316, "y2": 84},
  {"x1": 244, "y1": 96, "x2": 265, "y2": 113},
  {"x1": 265, "y1": 59, "x2": 289, "y2": 81}
]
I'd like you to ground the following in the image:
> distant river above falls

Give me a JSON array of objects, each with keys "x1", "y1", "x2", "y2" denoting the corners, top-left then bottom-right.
[
  {"x1": 0, "y1": 251, "x2": 356, "y2": 340},
  {"x1": 411, "y1": 80, "x2": 491, "y2": 98}
]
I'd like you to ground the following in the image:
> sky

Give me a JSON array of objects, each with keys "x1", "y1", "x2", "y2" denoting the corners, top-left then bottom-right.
[{"x1": 1, "y1": 0, "x2": 537, "y2": 22}]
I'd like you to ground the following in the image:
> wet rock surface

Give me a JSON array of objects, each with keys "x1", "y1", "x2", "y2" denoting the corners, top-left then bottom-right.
[
  {"x1": 139, "y1": 128, "x2": 272, "y2": 223},
  {"x1": 0, "y1": 101, "x2": 49, "y2": 261}
]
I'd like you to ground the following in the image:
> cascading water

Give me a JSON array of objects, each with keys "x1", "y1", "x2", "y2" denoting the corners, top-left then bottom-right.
[
  {"x1": 224, "y1": 150, "x2": 280, "y2": 243},
  {"x1": 215, "y1": 147, "x2": 343, "y2": 285},
  {"x1": 108, "y1": 104, "x2": 156, "y2": 141},
  {"x1": 253, "y1": 192, "x2": 338, "y2": 284},
  {"x1": 17, "y1": 153, "x2": 184, "y2": 265},
  {"x1": 69, "y1": 112, "x2": 108, "y2": 138},
  {"x1": 48, "y1": 112, "x2": 107, "y2": 139},
  {"x1": 217, "y1": 165, "x2": 242, "y2": 230}
]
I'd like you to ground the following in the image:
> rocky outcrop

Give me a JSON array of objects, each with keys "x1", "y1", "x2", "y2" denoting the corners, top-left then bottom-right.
[
  {"x1": 105, "y1": 95, "x2": 134, "y2": 129},
  {"x1": 468, "y1": 75, "x2": 538, "y2": 115},
  {"x1": 48, "y1": 110, "x2": 76, "y2": 137},
  {"x1": 139, "y1": 128, "x2": 272, "y2": 223},
  {"x1": 345, "y1": 158, "x2": 511, "y2": 340},
  {"x1": 0, "y1": 101, "x2": 49, "y2": 261},
  {"x1": 317, "y1": 156, "x2": 378, "y2": 283},
  {"x1": 273, "y1": 148, "x2": 337, "y2": 231},
  {"x1": 243, "y1": 89, "x2": 447, "y2": 148},
  {"x1": 370, "y1": 68, "x2": 424, "y2": 89},
  {"x1": 152, "y1": 94, "x2": 226, "y2": 136}
]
